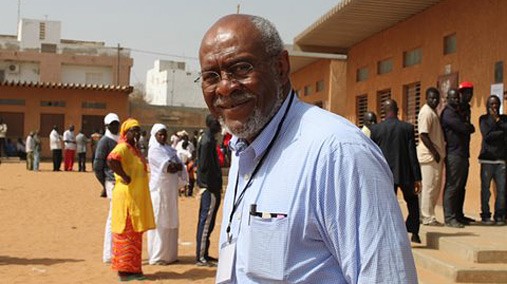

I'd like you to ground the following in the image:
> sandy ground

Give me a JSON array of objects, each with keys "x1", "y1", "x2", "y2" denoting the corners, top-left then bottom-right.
[{"x1": 0, "y1": 162, "x2": 220, "y2": 283}]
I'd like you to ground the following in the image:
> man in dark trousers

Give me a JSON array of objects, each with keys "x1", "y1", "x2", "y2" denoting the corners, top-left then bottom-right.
[
  {"x1": 371, "y1": 99, "x2": 422, "y2": 243},
  {"x1": 478, "y1": 95, "x2": 507, "y2": 225},
  {"x1": 93, "y1": 113, "x2": 120, "y2": 263},
  {"x1": 195, "y1": 114, "x2": 222, "y2": 266},
  {"x1": 441, "y1": 88, "x2": 475, "y2": 228}
]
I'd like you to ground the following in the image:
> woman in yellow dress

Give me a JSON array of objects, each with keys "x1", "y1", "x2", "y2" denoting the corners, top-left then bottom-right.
[{"x1": 107, "y1": 118, "x2": 155, "y2": 281}]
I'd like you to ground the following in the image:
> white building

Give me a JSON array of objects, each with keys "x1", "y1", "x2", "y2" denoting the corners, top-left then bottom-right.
[{"x1": 145, "y1": 60, "x2": 206, "y2": 108}]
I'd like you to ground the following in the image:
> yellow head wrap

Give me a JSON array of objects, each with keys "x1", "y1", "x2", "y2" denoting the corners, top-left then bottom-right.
[{"x1": 119, "y1": 118, "x2": 140, "y2": 142}]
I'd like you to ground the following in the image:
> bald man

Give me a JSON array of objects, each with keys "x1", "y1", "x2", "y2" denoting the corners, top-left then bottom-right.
[{"x1": 371, "y1": 99, "x2": 422, "y2": 243}]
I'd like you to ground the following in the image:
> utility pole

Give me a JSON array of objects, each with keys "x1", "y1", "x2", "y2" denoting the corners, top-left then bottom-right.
[
  {"x1": 237, "y1": 3, "x2": 240, "y2": 14},
  {"x1": 117, "y1": 43, "x2": 121, "y2": 85}
]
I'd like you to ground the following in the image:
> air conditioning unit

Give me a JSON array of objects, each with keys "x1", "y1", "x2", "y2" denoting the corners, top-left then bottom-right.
[{"x1": 7, "y1": 63, "x2": 20, "y2": 74}]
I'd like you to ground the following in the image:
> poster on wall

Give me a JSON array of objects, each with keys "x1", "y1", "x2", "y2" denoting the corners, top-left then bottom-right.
[
  {"x1": 437, "y1": 72, "x2": 459, "y2": 115},
  {"x1": 490, "y1": 83, "x2": 504, "y2": 114}
]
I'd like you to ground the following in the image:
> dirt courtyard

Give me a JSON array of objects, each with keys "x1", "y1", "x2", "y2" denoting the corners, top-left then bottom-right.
[{"x1": 0, "y1": 162, "x2": 220, "y2": 283}]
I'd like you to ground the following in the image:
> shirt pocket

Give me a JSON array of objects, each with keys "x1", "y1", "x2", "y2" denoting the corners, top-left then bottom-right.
[{"x1": 245, "y1": 216, "x2": 288, "y2": 281}]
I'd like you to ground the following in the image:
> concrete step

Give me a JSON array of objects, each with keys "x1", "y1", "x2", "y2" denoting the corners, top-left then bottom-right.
[
  {"x1": 424, "y1": 225, "x2": 507, "y2": 263},
  {"x1": 413, "y1": 248, "x2": 507, "y2": 283}
]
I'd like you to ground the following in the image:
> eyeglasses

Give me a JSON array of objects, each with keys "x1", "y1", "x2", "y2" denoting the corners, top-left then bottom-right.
[{"x1": 195, "y1": 62, "x2": 254, "y2": 90}]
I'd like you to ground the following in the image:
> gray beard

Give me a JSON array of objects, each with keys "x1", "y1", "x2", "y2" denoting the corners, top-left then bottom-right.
[{"x1": 218, "y1": 87, "x2": 285, "y2": 140}]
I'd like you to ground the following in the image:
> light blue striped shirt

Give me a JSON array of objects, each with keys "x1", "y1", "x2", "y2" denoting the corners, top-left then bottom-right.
[{"x1": 219, "y1": 92, "x2": 417, "y2": 283}]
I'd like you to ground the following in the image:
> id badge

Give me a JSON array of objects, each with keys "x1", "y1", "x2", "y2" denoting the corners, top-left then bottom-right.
[{"x1": 216, "y1": 241, "x2": 236, "y2": 284}]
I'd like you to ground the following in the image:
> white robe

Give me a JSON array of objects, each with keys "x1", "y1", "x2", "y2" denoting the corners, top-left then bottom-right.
[{"x1": 147, "y1": 141, "x2": 182, "y2": 264}]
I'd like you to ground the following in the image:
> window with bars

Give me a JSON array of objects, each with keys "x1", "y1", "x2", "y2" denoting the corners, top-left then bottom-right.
[
  {"x1": 404, "y1": 82, "x2": 421, "y2": 144},
  {"x1": 376, "y1": 89, "x2": 391, "y2": 120},
  {"x1": 356, "y1": 94, "x2": 368, "y2": 127}
]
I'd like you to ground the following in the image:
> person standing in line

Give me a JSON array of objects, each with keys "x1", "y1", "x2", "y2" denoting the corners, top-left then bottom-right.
[
  {"x1": 455, "y1": 81, "x2": 477, "y2": 224},
  {"x1": 361, "y1": 111, "x2": 377, "y2": 138},
  {"x1": 441, "y1": 88, "x2": 476, "y2": 228},
  {"x1": 76, "y1": 129, "x2": 89, "y2": 172},
  {"x1": 478, "y1": 95, "x2": 507, "y2": 225},
  {"x1": 63, "y1": 125, "x2": 77, "y2": 171},
  {"x1": 195, "y1": 114, "x2": 222, "y2": 267},
  {"x1": 0, "y1": 117, "x2": 7, "y2": 158},
  {"x1": 371, "y1": 99, "x2": 422, "y2": 243},
  {"x1": 25, "y1": 131, "x2": 34, "y2": 171},
  {"x1": 417, "y1": 87, "x2": 446, "y2": 226},
  {"x1": 33, "y1": 130, "x2": 41, "y2": 171},
  {"x1": 91, "y1": 129, "x2": 103, "y2": 166},
  {"x1": 147, "y1": 123, "x2": 184, "y2": 265},
  {"x1": 198, "y1": 14, "x2": 416, "y2": 283},
  {"x1": 93, "y1": 113, "x2": 120, "y2": 263},
  {"x1": 49, "y1": 125, "x2": 63, "y2": 171},
  {"x1": 107, "y1": 118, "x2": 155, "y2": 282}
]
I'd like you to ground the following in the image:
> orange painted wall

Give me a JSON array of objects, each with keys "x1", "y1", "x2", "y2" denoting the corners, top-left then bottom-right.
[
  {"x1": 291, "y1": 59, "x2": 347, "y2": 114},
  {"x1": 345, "y1": 0, "x2": 507, "y2": 209}
]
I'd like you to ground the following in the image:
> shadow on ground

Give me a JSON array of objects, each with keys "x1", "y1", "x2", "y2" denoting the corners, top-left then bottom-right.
[{"x1": 0, "y1": 255, "x2": 84, "y2": 266}]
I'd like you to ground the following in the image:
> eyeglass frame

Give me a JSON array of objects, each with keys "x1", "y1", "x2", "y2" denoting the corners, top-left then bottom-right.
[{"x1": 194, "y1": 61, "x2": 255, "y2": 89}]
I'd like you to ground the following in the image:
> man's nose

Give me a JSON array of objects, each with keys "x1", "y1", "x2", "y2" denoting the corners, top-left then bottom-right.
[{"x1": 215, "y1": 77, "x2": 240, "y2": 96}]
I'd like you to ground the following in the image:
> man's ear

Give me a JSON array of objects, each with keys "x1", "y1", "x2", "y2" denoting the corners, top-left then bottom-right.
[{"x1": 276, "y1": 50, "x2": 291, "y2": 84}]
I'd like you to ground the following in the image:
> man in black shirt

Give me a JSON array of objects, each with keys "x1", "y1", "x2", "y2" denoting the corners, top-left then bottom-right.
[
  {"x1": 478, "y1": 95, "x2": 507, "y2": 225},
  {"x1": 441, "y1": 88, "x2": 475, "y2": 228},
  {"x1": 195, "y1": 114, "x2": 222, "y2": 266}
]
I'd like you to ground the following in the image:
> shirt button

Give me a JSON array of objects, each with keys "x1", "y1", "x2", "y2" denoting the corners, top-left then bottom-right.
[{"x1": 244, "y1": 174, "x2": 250, "y2": 180}]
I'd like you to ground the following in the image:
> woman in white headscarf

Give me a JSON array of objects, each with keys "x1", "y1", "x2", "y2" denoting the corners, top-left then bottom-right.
[{"x1": 147, "y1": 123, "x2": 185, "y2": 265}]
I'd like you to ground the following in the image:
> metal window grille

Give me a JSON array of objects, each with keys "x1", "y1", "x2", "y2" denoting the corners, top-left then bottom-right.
[
  {"x1": 356, "y1": 94, "x2": 368, "y2": 127},
  {"x1": 404, "y1": 82, "x2": 421, "y2": 144}
]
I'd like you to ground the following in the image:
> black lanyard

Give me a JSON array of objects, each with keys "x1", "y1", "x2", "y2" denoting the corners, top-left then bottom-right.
[{"x1": 226, "y1": 91, "x2": 295, "y2": 242}]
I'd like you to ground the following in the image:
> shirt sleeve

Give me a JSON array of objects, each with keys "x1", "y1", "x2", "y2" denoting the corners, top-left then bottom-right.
[
  {"x1": 316, "y1": 139, "x2": 418, "y2": 283},
  {"x1": 108, "y1": 143, "x2": 127, "y2": 162}
]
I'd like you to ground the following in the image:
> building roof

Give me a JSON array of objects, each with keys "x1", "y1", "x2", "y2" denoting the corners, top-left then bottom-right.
[
  {"x1": 0, "y1": 81, "x2": 133, "y2": 93},
  {"x1": 294, "y1": 0, "x2": 442, "y2": 53},
  {"x1": 287, "y1": 44, "x2": 347, "y2": 73}
]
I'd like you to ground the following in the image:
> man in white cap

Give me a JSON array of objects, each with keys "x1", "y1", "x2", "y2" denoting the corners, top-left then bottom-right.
[{"x1": 93, "y1": 113, "x2": 120, "y2": 263}]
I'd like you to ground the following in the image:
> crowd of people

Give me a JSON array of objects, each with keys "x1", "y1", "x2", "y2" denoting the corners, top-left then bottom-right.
[
  {"x1": 89, "y1": 111, "x2": 224, "y2": 281},
  {"x1": 363, "y1": 83, "x2": 507, "y2": 235}
]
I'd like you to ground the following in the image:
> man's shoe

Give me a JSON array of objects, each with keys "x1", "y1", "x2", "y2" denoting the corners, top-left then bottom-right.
[
  {"x1": 424, "y1": 220, "x2": 444, "y2": 227},
  {"x1": 196, "y1": 258, "x2": 217, "y2": 267},
  {"x1": 411, "y1": 234, "x2": 421, "y2": 244},
  {"x1": 445, "y1": 220, "x2": 464, "y2": 228},
  {"x1": 482, "y1": 219, "x2": 495, "y2": 225},
  {"x1": 206, "y1": 256, "x2": 219, "y2": 262},
  {"x1": 461, "y1": 216, "x2": 476, "y2": 224}
]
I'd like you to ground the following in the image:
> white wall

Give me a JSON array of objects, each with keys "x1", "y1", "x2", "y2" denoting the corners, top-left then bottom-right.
[
  {"x1": 146, "y1": 60, "x2": 206, "y2": 108},
  {"x1": 61, "y1": 64, "x2": 113, "y2": 85},
  {"x1": 0, "y1": 61, "x2": 40, "y2": 82}
]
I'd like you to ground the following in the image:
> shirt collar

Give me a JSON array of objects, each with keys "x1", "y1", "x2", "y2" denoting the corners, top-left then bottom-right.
[{"x1": 230, "y1": 90, "x2": 294, "y2": 159}]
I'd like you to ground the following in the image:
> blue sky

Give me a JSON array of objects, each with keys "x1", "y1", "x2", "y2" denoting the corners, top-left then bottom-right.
[{"x1": 0, "y1": 0, "x2": 339, "y2": 85}]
